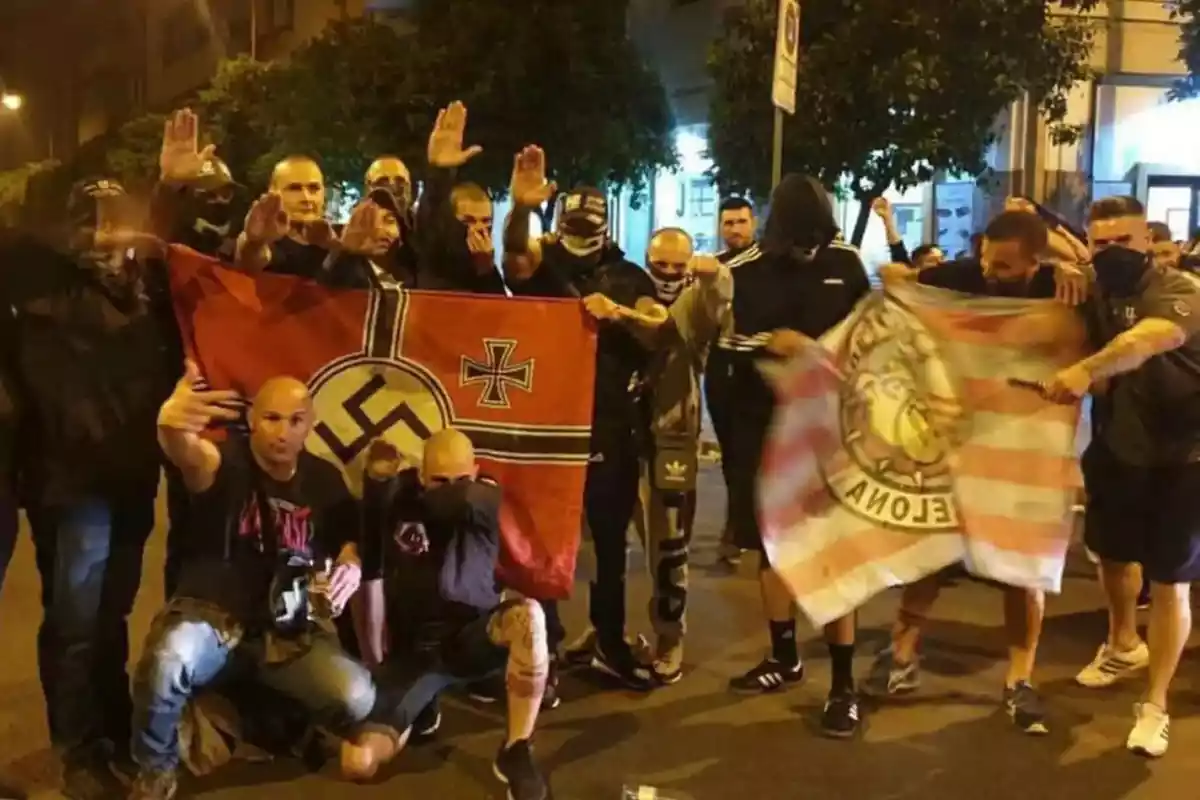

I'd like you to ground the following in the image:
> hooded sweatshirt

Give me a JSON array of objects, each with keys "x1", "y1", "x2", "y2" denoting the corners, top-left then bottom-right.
[{"x1": 711, "y1": 174, "x2": 871, "y2": 418}]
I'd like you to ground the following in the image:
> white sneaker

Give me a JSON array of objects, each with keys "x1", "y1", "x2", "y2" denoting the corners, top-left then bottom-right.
[
  {"x1": 1075, "y1": 642, "x2": 1150, "y2": 688},
  {"x1": 1127, "y1": 702, "x2": 1169, "y2": 758}
]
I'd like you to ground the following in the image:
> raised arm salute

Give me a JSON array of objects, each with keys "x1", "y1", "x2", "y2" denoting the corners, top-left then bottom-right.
[{"x1": 156, "y1": 359, "x2": 242, "y2": 493}]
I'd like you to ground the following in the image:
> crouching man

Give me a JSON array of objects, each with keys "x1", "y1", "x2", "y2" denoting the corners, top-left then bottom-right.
[
  {"x1": 129, "y1": 365, "x2": 377, "y2": 799},
  {"x1": 347, "y1": 429, "x2": 550, "y2": 800}
]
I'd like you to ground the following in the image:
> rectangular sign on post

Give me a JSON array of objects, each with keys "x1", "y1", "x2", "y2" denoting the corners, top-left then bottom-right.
[{"x1": 772, "y1": 0, "x2": 800, "y2": 114}]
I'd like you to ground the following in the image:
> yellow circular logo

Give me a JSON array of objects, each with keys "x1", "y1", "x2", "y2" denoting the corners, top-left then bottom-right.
[
  {"x1": 306, "y1": 356, "x2": 453, "y2": 496},
  {"x1": 823, "y1": 299, "x2": 961, "y2": 533}
]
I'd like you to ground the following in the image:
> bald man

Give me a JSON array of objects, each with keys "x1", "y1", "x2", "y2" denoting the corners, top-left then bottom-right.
[
  {"x1": 235, "y1": 155, "x2": 337, "y2": 279},
  {"x1": 130, "y1": 365, "x2": 375, "y2": 799},
  {"x1": 348, "y1": 429, "x2": 551, "y2": 799},
  {"x1": 633, "y1": 230, "x2": 732, "y2": 682},
  {"x1": 366, "y1": 156, "x2": 413, "y2": 209}
]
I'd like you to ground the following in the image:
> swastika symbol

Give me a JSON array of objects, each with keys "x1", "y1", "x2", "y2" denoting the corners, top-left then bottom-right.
[
  {"x1": 313, "y1": 373, "x2": 433, "y2": 465},
  {"x1": 460, "y1": 338, "x2": 534, "y2": 409}
]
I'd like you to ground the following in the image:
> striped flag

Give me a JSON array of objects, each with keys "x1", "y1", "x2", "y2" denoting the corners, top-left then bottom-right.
[{"x1": 759, "y1": 284, "x2": 1088, "y2": 626}]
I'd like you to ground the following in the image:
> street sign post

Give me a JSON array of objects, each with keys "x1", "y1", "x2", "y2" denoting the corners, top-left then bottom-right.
[{"x1": 771, "y1": 0, "x2": 800, "y2": 189}]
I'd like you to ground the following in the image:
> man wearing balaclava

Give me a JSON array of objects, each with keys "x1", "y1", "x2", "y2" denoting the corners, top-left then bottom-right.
[
  {"x1": 1052, "y1": 195, "x2": 1200, "y2": 759},
  {"x1": 717, "y1": 174, "x2": 870, "y2": 737},
  {"x1": 631, "y1": 228, "x2": 732, "y2": 681},
  {"x1": 501, "y1": 145, "x2": 662, "y2": 691},
  {"x1": 0, "y1": 177, "x2": 175, "y2": 797},
  {"x1": 152, "y1": 109, "x2": 244, "y2": 262}
]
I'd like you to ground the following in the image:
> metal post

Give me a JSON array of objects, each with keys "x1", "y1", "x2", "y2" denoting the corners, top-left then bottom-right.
[
  {"x1": 250, "y1": 0, "x2": 259, "y2": 60},
  {"x1": 771, "y1": 107, "x2": 784, "y2": 190}
]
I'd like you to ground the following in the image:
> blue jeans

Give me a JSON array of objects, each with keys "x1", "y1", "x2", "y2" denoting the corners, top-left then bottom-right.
[
  {"x1": 132, "y1": 603, "x2": 378, "y2": 772},
  {"x1": 29, "y1": 495, "x2": 155, "y2": 764}
]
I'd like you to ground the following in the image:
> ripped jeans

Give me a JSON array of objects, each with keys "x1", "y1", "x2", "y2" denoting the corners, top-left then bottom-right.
[{"x1": 131, "y1": 599, "x2": 378, "y2": 773}]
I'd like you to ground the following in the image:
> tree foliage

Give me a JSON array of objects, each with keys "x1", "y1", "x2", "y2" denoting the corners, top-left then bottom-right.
[
  {"x1": 410, "y1": 0, "x2": 676, "y2": 208},
  {"x1": 102, "y1": 9, "x2": 675, "y2": 208},
  {"x1": 1171, "y1": 0, "x2": 1200, "y2": 99},
  {"x1": 707, "y1": 0, "x2": 1100, "y2": 244}
]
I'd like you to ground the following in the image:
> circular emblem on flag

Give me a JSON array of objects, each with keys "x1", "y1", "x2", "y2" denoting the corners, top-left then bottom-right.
[
  {"x1": 1173, "y1": 300, "x2": 1191, "y2": 318},
  {"x1": 306, "y1": 355, "x2": 454, "y2": 497},
  {"x1": 825, "y1": 298, "x2": 961, "y2": 533}
]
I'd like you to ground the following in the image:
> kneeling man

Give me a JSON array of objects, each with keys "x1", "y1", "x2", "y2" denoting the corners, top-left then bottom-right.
[
  {"x1": 349, "y1": 429, "x2": 550, "y2": 800},
  {"x1": 131, "y1": 366, "x2": 374, "y2": 799}
]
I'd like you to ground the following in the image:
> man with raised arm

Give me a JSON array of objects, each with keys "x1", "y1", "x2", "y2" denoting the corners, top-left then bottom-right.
[
  {"x1": 130, "y1": 367, "x2": 373, "y2": 799},
  {"x1": 502, "y1": 145, "x2": 663, "y2": 690}
]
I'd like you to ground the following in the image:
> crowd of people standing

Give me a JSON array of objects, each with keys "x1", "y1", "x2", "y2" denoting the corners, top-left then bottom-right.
[{"x1": 0, "y1": 99, "x2": 1199, "y2": 800}]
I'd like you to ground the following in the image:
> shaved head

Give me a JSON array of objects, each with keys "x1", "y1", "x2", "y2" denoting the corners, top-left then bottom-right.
[
  {"x1": 647, "y1": 226, "x2": 694, "y2": 289},
  {"x1": 366, "y1": 156, "x2": 412, "y2": 198},
  {"x1": 271, "y1": 156, "x2": 326, "y2": 224},
  {"x1": 422, "y1": 428, "x2": 478, "y2": 487},
  {"x1": 649, "y1": 227, "x2": 692, "y2": 252},
  {"x1": 250, "y1": 376, "x2": 314, "y2": 469}
]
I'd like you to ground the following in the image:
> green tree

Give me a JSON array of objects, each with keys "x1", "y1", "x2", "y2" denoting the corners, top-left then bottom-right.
[
  {"x1": 411, "y1": 0, "x2": 677, "y2": 223},
  {"x1": 708, "y1": 0, "x2": 1100, "y2": 245},
  {"x1": 1171, "y1": 1, "x2": 1200, "y2": 99}
]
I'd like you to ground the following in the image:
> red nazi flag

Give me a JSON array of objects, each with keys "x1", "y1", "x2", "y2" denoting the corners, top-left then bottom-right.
[{"x1": 168, "y1": 246, "x2": 596, "y2": 600}]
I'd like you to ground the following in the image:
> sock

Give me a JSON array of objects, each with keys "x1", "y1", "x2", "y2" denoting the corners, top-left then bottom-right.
[
  {"x1": 829, "y1": 642, "x2": 856, "y2": 694},
  {"x1": 769, "y1": 620, "x2": 799, "y2": 666}
]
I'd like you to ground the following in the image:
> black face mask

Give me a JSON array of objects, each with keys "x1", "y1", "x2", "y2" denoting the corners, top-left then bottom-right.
[
  {"x1": 1093, "y1": 246, "x2": 1149, "y2": 296},
  {"x1": 196, "y1": 200, "x2": 233, "y2": 231}
]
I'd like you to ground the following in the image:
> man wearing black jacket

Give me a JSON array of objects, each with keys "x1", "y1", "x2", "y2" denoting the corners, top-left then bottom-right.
[
  {"x1": 502, "y1": 146, "x2": 661, "y2": 689},
  {"x1": 0, "y1": 178, "x2": 177, "y2": 798},
  {"x1": 717, "y1": 175, "x2": 871, "y2": 738},
  {"x1": 347, "y1": 430, "x2": 550, "y2": 800}
]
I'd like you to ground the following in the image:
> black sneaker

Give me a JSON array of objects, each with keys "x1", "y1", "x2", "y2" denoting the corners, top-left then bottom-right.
[
  {"x1": 493, "y1": 739, "x2": 549, "y2": 800},
  {"x1": 541, "y1": 658, "x2": 562, "y2": 710},
  {"x1": 591, "y1": 639, "x2": 655, "y2": 691},
  {"x1": 413, "y1": 697, "x2": 442, "y2": 739},
  {"x1": 728, "y1": 658, "x2": 804, "y2": 694},
  {"x1": 467, "y1": 673, "x2": 505, "y2": 705},
  {"x1": 821, "y1": 690, "x2": 861, "y2": 739},
  {"x1": 129, "y1": 769, "x2": 178, "y2": 800},
  {"x1": 1004, "y1": 681, "x2": 1049, "y2": 735},
  {"x1": 563, "y1": 628, "x2": 598, "y2": 667}
]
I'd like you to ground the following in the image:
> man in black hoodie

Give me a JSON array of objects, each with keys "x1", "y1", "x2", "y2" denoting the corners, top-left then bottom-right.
[
  {"x1": 501, "y1": 146, "x2": 661, "y2": 689},
  {"x1": 1, "y1": 178, "x2": 176, "y2": 798},
  {"x1": 717, "y1": 175, "x2": 871, "y2": 738}
]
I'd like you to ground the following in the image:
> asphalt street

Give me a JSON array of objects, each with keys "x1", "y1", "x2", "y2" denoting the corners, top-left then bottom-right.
[{"x1": 2, "y1": 464, "x2": 1199, "y2": 800}]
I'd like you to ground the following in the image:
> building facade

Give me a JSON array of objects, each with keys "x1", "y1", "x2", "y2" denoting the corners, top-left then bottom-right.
[
  {"x1": 626, "y1": 0, "x2": 1198, "y2": 268},
  {"x1": 2, "y1": 0, "x2": 1196, "y2": 265}
]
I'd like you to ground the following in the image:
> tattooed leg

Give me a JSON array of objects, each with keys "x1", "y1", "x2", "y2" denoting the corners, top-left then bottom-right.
[{"x1": 488, "y1": 598, "x2": 550, "y2": 745}]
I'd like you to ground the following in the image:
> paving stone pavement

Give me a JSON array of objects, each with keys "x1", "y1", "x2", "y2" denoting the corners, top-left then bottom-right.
[{"x1": 2, "y1": 464, "x2": 1200, "y2": 799}]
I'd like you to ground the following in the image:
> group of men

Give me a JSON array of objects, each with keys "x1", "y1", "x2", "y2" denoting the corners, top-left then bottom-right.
[{"x1": 0, "y1": 92, "x2": 1198, "y2": 800}]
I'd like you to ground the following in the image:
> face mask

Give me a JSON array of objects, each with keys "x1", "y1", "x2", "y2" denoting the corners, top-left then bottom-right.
[
  {"x1": 649, "y1": 272, "x2": 686, "y2": 305},
  {"x1": 1093, "y1": 246, "x2": 1149, "y2": 296},
  {"x1": 195, "y1": 200, "x2": 233, "y2": 232}
]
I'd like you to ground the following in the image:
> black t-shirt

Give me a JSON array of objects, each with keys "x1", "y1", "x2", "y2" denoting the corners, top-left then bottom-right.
[
  {"x1": 361, "y1": 468, "x2": 502, "y2": 650},
  {"x1": 266, "y1": 236, "x2": 330, "y2": 281},
  {"x1": 509, "y1": 243, "x2": 657, "y2": 439},
  {"x1": 917, "y1": 258, "x2": 1057, "y2": 298},
  {"x1": 175, "y1": 439, "x2": 359, "y2": 622},
  {"x1": 1085, "y1": 268, "x2": 1200, "y2": 465}
]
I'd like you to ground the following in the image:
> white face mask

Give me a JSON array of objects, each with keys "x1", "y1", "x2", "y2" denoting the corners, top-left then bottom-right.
[{"x1": 649, "y1": 272, "x2": 686, "y2": 304}]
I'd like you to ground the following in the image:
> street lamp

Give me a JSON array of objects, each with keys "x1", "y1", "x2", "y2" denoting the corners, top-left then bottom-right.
[{"x1": 1, "y1": 92, "x2": 22, "y2": 111}]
